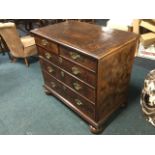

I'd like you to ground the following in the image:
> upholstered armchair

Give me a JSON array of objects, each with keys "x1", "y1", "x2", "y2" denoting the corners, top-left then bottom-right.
[{"x1": 0, "y1": 22, "x2": 37, "y2": 66}]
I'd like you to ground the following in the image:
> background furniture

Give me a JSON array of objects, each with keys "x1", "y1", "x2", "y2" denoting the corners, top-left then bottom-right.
[
  {"x1": 0, "y1": 36, "x2": 12, "y2": 59},
  {"x1": 0, "y1": 22, "x2": 37, "y2": 66},
  {"x1": 106, "y1": 19, "x2": 155, "y2": 57},
  {"x1": 0, "y1": 36, "x2": 5, "y2": 55},
  {"x1": 32, "y1": 21, "x2": 139, "y2": 133},
  {"x1": 0, "y1": 19, "x2": 95, "y2": 33},
  {"x1": 141, "y1": 69, "x2": 155, "y2": 127},
  {"x1": 132, "y1": 19, "x2": 155, "y2": 58},
  {"x1": 106, "y1": 19, "x2": 133, "y2": 32},
  {"x1": 133, "y1": 19, "x2": 155, "y2": 46}
]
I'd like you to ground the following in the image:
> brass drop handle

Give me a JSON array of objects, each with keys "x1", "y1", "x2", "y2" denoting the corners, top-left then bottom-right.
[
  {"x1": 51, "y1": 82, "x2": 56, "y2": 88},
  {"x1": 69, "y1": 52, "x2": 81, "y2": 60},
  {"x1": 71, "y1": 67, "x2": 81, "y2": 75},
  {"x1": 73, "y1": 82, "x2": 82, "y2": 91},
  {"x1": 75, "y1": 99, "x2": 83, "y2": 106},
  {"x1": 41, "y1": 39, "x2": 48, "y2": 46},
  {"x1": 47, "y1": 66, "x2": 54, "y2": 73},
  {"x1": 45, "y1": 52, "x2": 52, "y2": 59}
]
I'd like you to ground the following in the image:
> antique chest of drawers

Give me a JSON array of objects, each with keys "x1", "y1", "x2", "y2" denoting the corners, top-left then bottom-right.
[{"x1": 31, "y1": 21, "x2": 139, "y2": 133}]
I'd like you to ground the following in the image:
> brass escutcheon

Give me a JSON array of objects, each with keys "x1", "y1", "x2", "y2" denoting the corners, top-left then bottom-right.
[
  {"x1": 63, "y1": 85, "x2": 66, "y2": 90},
  {"x1": 61, "y1": 71, "x2": 65, "y2": 77},
  {"x1": 59, "y1": 57, "x2": 63, "y2": 63}
]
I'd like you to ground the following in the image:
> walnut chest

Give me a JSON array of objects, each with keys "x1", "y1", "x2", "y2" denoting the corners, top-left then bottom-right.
[{"x1": 31, "y1": 21, "x2": 139, "y2": 133}]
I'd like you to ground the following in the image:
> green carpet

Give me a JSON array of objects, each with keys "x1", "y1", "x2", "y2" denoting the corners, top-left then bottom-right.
[{"x1": 0, "y1": 54, "x2": 155, "y2": 135}]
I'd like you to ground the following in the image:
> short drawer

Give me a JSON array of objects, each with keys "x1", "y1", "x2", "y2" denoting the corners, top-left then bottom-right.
[
  {"x1": 60, "y1": 46, "x2": 97, "y2": 72},
  {"x1": 42, "y1": 71, "x2": 95, "y2": 119},
  {"x1": 59, "y1": 57, "x2": 96, "y2": 87},
  {"x1": 35, "y1": 36, "x2": 58, "y2": 54},
  {"x1": 40, "y1": 59, "x2": 96, "y2": 103},
  {"x1": 37, "y1": 46, "x2": 60, "y2": 66}
]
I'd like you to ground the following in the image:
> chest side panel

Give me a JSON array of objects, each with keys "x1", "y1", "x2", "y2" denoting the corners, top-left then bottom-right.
[{"x1": 96, "y1": 40, "x2": 138, "y2": 122}]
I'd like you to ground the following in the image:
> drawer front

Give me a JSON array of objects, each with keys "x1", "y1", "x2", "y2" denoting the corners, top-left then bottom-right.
[
  {"x1": 35, "y1": 36, "x2": 58, "y2": 54},
  {"x1": 60, "y1": 46, "x2": 97, "y2": 72},
  {"x1": 58, "y1": 57, "x2": 96, "y2": 87},
  {"x1": 40, "y1": 59, "x2": 96, "y2": 103},
  {"x1": 42, "y1": 71, "x2": 95, "y2": 119},
  {"x1": 37, "y1": 46, "x2": 60, "y2": 66}
]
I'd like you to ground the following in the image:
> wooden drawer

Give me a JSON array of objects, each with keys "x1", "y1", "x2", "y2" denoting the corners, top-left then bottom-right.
[
  {"x1": 60, "y1": 46, "x2": 97, "y2": 72},
  {"x1": 42, "y1": 71, "x2": 95, "y2": 119},
  {"x1": 35, "y1": 36, "x2": 58, "y2": 54},
  {"x1": 58, "y1": 57, "x2": 96, "y2": 87},
  {"x1": 37, "y1": 46, "x2": 60, "y2": 66},
  {"x1": 38, "y1": 47, "x2": 96, "y2": 87},
  {"x1": 40, "y1": 59, "x2": 96, "y2": 103}
]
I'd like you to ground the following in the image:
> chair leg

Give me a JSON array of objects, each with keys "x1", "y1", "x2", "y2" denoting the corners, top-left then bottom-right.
[
  {"x1": 2, "y1": 51, "x2": 5, "y2": 55},
  {"x1": 7, "y1": 52, "x2": 12, "y2": 60},
  {"x1": 12, "y1": 57, "x2": 17, "y2": 63},
  {"x1": 24, "y1": 58, "x2": 29, "y2": 67}
]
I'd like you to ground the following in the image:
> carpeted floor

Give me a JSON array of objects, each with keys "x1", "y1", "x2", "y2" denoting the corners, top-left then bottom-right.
[{"x1": 0, "y1": 53, "x2": 155, "y2": 135}]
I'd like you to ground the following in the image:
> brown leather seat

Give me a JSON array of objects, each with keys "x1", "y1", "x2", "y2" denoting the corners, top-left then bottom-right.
[{"x1": 0, "y1": 22, "x2": 37, "y2": 66}]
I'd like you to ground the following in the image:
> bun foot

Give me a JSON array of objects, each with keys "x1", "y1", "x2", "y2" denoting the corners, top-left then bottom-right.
[
  {"x1": 89, "y1": 125, "x2": 103, "y2": 134},
  {"x1": 44, "y1": 88, "x2": 52, "y2": 95},
  {"x1": 120, "y1": 102, "x2": 128, "y2": 108}
]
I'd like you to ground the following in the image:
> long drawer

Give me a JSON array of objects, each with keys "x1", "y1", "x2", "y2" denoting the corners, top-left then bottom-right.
[
  {"x1": 42, "y1": 71, "x2": 95, "y2": 119},
  {"x1": 40, "y1": 58, "x2": 96, "y2": 103},
  {"x1": 58, "y1": 57, "x2": 96, "y2": 87}
]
